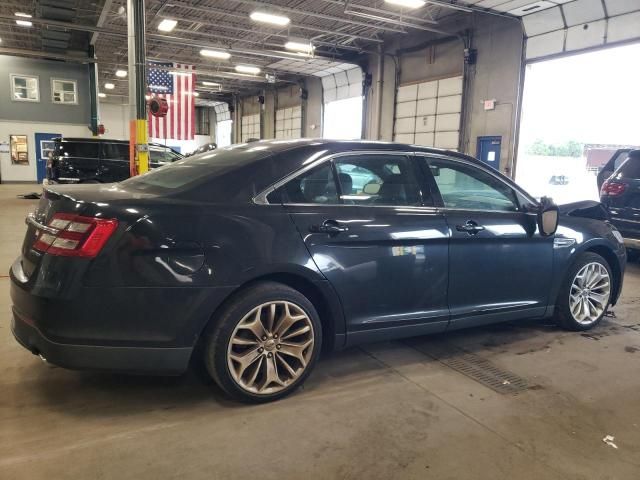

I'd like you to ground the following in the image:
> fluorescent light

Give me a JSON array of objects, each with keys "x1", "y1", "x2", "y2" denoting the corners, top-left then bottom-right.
[
  {"x1": 384, "y1": 0, "x2": 426, "y2": 8},
  {"x1": 235, "y1": 65, "x2": 261, "y2": 75},
  {"x1": 202, "y1": 81, "x2": 221, "y2": 86},
  {"x1": 14, "y1": 12, "x2": 32, "y2": 18},
  {"x1": 169, "y1": 71, "x2": 191, "y2": 77},
  {"x1": 98, "y1": 92, "x2": 106, "y2": 98},
  {"x1": 285, "y1": 40, "x2": 314, "y2": 53},
  {"x1": 157, "y1": 19, "x2": 177, "y2": 32},
  {"x1": 250, "y1": 11, "x2": 290, "y2": 26},
  {"x1": 16, "y1": 20, "x2": 32, "y2": 27},
  {"x1": 199, "y1": 49, "x2": 231, "y2": 60},
  {"x1": 104, "y1": 83, "x2": 115, "y2": 90},
  {"x1": 115, "y1": 69, "x2": 127, "y2": 78},
  {"x1": 193, "y1": 92, "x2": 200, "y2": 97}
]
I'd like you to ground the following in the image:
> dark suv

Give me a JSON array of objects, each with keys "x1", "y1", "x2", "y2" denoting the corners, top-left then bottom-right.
[
  {"x1": 600, "y1": 150, "x2": 640, "y2": 257},
  {"x1": 46, "y1": 138, "x2": 182, "y2": 184}
]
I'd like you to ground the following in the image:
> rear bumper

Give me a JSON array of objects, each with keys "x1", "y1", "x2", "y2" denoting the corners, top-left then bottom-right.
[{"x1": 11, "y1": 307, "x2": 192, "y2": 374}]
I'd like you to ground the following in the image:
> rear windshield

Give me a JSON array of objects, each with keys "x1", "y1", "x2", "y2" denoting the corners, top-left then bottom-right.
[
  {"x1": 618, "y1": 157, "x2": 640, "y2": 179},
  {"x1": 121, "y1": 147, "x2": 272, "y2": 195}
]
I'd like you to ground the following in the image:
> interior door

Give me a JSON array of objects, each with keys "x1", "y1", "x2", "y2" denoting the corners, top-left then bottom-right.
[
  {"x1": 276, "y1": 152, "x2": 451, "y2": 344},
  {"x1": 422, "y1": 155, "x2": 553, "y2": 329},
  {"x1": 34, "y1": 133, "x2": 60, "y2": 183}
]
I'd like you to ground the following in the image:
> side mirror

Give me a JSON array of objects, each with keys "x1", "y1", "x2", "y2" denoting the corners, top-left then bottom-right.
[{"x1": 538, "y1": 196, "x2": 559, "y2": 237}]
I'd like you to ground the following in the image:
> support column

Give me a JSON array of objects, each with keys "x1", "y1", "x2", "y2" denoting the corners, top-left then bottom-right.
[
  {"x1": 88, "y1": 45, "x2": 99, "y2": 136},
  {"x1": 127, "y1": 0, "x2": 149, "y2": 176}
]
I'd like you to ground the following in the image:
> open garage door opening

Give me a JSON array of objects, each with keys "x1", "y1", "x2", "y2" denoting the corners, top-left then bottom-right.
[{"x1": 516, "y1": 43, "x2": 640, "y2": 204}]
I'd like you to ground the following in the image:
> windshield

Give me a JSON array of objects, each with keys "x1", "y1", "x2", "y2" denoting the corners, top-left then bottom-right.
[{"x1": 121, "y1": 147, "x2": 271, "y2": 194}]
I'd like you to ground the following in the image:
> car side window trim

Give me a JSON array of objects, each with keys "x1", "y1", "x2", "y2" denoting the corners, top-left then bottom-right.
[{"x1": 255, "y1": 151, "x2": 434, "y2": 209}]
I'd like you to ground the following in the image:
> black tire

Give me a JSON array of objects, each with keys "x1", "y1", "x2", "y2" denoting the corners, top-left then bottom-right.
[
  {"x1": 202, "y1": 282, "x2": 322, "y2": 403},
  {"x1": 555, "y1": 252, "x2": 613, "y2": 331}
]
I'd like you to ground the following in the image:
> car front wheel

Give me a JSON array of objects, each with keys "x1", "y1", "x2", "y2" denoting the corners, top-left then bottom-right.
[
  {"x1": 203, "y1": 282, "x2": 322, "y2": 403},
  {"x1": 555, "y1": 252, "x2": 613, "y2": 331}
]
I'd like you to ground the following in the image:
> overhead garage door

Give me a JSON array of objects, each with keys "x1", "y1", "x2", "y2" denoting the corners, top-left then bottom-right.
[
  {"x1": 241, "y1": 113, "x2": 260, "y2": 142},
  {"x1": 213, "y1": 102, "x2": 232, "y2": 147},
  {"x1": 321, "y1": 67, "x2": 364, "y2": 139},
  {"x1": 393, "y1": 75, "x2": 463, "y2": 150},
  {"x1": 275, "y1": 106, "x2": 302, "y2": 139},
  {"x1": 524, "y1": 0, "x2": 640, "y2": 61}
]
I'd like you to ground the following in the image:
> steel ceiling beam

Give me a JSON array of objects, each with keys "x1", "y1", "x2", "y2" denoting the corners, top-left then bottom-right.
[
  {"x1": 0, "y1": 46, "x2": 95, "y2": 63},
  {"x1": 91, "y1": 0, "x2": 115, "y2": 45},
  {"x1": 343, "y1": 9, "x2": 455, "y2": 35},
  {"x1": 222, "y1": 0, "x2": 408, "y2": 33},
  {"x1": 162, "y1": 3, "x2": 384, "y2": 44}
]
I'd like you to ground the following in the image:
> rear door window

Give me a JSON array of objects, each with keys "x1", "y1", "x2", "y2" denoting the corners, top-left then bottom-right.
[
  {"x1": 618, "y1": 157, "x2": 640, "y2": 179},
  {"x1": 56, "y1": 142, "x2": 99, "y2": 159},
  {"x1": 101, "y1": 143, "x2": 129, "y2": 160},
  {"x1": 281, "y1": 163, "x2": 339, "y2": 204}
]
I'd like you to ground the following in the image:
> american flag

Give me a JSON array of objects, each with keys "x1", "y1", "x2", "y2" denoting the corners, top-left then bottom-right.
[{"x1": 147, "y1": 62, "x2": 196, "y2": 141}]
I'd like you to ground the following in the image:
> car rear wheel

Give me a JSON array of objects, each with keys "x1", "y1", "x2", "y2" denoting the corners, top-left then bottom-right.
[
  {"x1": 555, "y1": 252, "x2": 613, "y2": 331},
  {"x1": 203, "y1": 282, "x2": 322, "y2": 403}
]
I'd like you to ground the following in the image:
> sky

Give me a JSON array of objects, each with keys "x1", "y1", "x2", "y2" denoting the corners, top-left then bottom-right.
[{"x1": 519, "y1": 42, "x2": 640, "y2": 148}]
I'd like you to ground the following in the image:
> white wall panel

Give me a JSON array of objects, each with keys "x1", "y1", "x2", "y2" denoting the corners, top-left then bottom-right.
[
  {"x1": 321, "y1": 67, "x2": 363, "y2": 103},
  {"x1": 565, "y1": 20, "x2": 606, "y2": 50},
  {"x1": 417, "y1": 81, "x2": 438, "y2": 99},
  {"x1": 414, "y1": 115, "x2": 436, "y2": 133},
  {"x1": 605, "y1": 0, "x2": 640, "y2": 15},
  {"x1": 395, "y1": 117, "x2": 416, "y2": 134},
  {"x1": 523, "y1": 6, "x2": 565, "y2": 36},
  {"x1": 416, "y1": 98, "x2": 437, "y2": 116},
  {"x1": 241, "y1": 113, "x2": 260, "y2": 142},
  {"x1": 435, "y1": 113, "x2": 461, "y2": 131},
  {"x1": 526, "y1": 30, "x2": 565, "y2": 59},
  {"x1": 436, "y1": 95, "x2": 463, "y2": 114},
  {"x1": 275, "y1": 106, "x2": 302, "y2": 139},
  {"x1": 394, "y1": 133, "x2": 414, "y2": 144},
  {"x1": 414, "y1": 132, "x2": 435, "y2": 147},
  {"x1": 608, "y1": 11, "x2": 640, "y2": 42},
  {"x1": 397, "y1": 84, "x2": 418, "y2": 102},
  {"x1": 435, "y1": 132, "x2": 460, "y2": 150},
  {"x1": 396, "y1": 101, "x2": 417, "y2": 118},
  {"x1": 438, "y1": 77, "x2": 463, "y2": 96},
  {"x1": 563, "y1": 0, "x2": 605, "y2": 26}
]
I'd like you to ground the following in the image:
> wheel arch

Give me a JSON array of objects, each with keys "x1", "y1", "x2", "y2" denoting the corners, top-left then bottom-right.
[
  {"x1": 196, "y1": 268, "x2": 346, "y2": 355},
  {"x1": 584, "y1": 244, "x2": 623, "y2": 306}
]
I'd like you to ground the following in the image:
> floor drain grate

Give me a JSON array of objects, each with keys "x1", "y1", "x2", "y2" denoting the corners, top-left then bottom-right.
[{"x1": 404, "y1": 339, "x2": 529, "y2": 395}]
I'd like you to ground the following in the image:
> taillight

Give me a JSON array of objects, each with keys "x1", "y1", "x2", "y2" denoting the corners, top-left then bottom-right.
[
  {"x1": 601, "y1": 181, "x2": 627, "y2": 197},
  {"x1": 33, "y1": 213, "x2": 118, "y2": 257}
]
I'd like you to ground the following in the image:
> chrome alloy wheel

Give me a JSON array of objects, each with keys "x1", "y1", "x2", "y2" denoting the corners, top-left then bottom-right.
[
  {"x1": 227, "y1": 301, "x2": 315, "y2": 395},
  {"x1": 569, "y1": 262, "x2": 611, "y2": 325}
]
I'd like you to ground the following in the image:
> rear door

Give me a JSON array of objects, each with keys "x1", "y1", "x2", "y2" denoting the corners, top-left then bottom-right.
[
  {"x1": 275, "y1": 152, "x2": 450, "y2": 343},
  {"x1": 99, "y1": 142, "x2": 130, "y2": 182},
  {"x1": 420, "y1": 155, "x2": 553, "y2": 329}
]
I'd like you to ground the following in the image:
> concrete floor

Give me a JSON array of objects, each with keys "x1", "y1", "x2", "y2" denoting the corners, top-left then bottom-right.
[{"x1": 1, "y1": 183, "x2": 639, "y2": 480}]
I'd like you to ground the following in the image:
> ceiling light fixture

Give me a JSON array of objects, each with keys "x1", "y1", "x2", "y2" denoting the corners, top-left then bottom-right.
[
  {"x1": 104, "y1": 83, "x2": 115, "y2": 90},
  {"x1": 157, "y1": 19, "x2": 178, "y2": 32},
  {"x1": 14, "y1": 12, "x2": 32, "y2": 18},
  {"x1": 200, "y1": 49, "x2": 231, "y2": 60},
  {"x1": 98, "y1": 92, "x2": 106, "y2": 98},
  {"x1": 16, "y1": 20, "x2": 33, "y2": 27},
  {"x1": 202, "y1": 81, "x2": 221, "y2": 86},
  {"x1": 384, "y1": 0, "x2": 426, "y2": 8},
  {"x1": 235, "y1": 65, "x2": 261, "y2": 75},
  {"x1": 249, "y1": 11, "x2": 290, "y2": 26},
  {"x1": 193, "y1": 92, "x2": 200, "y2": 97},
  {"x1": 284, "y1": 40, "x2": 314, "y2": 54},
  {"x1": 169, "y1": 71, "x2": 191, "y2": 77},
  {"x1": 115, "y1": 69, "x2": 127, "y2": 78}
]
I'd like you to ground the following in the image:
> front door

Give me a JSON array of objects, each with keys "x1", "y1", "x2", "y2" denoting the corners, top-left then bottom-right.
[
  {"x1": 278, "y1": 152, "x2": 450, "y2": 344},
  {"x1": 422, "y1": 155, "x2": 553, "y2": 329},
  {"x1": 34, "y1": 133, "x2": 60, "y2": 183}
]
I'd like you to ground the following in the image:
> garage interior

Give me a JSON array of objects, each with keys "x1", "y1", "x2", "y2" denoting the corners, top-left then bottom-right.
[{"x1": 1, "y1": 0, "x2": 640, "y2": 478}]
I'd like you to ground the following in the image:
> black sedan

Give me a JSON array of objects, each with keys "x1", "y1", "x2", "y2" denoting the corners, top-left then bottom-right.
[{"x1": 10, "y1": 140, "x2": 626, "y2": 403}]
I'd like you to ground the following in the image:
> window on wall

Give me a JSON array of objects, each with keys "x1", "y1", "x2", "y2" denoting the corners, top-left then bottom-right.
[
  {"x1": 323, "y1": 96, "x2": 363, "y2": 139},
  {"x1": 241, "y1": 113, "x2": 261, "y2": 142},
  {"x1": 393, "y1": 75, "x2": 462, "y2": 150},
  {"x1": 51, "y1": 79, "x2": 77, "y2": 104},
  {"x1": 11, "y1": 74, "x2": 39, "y2": 102},
  {"x1": 275, "y1": 106, "x2": 302, "y2": 139}
]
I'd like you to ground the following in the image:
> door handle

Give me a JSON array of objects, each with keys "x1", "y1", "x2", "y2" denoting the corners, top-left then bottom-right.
[
  {"x1": 309, "y1": 220, "x2": 349, "y2": 234},
  {"x1": 456, "y1": 220, "x2": 485, "y2": 235}
]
